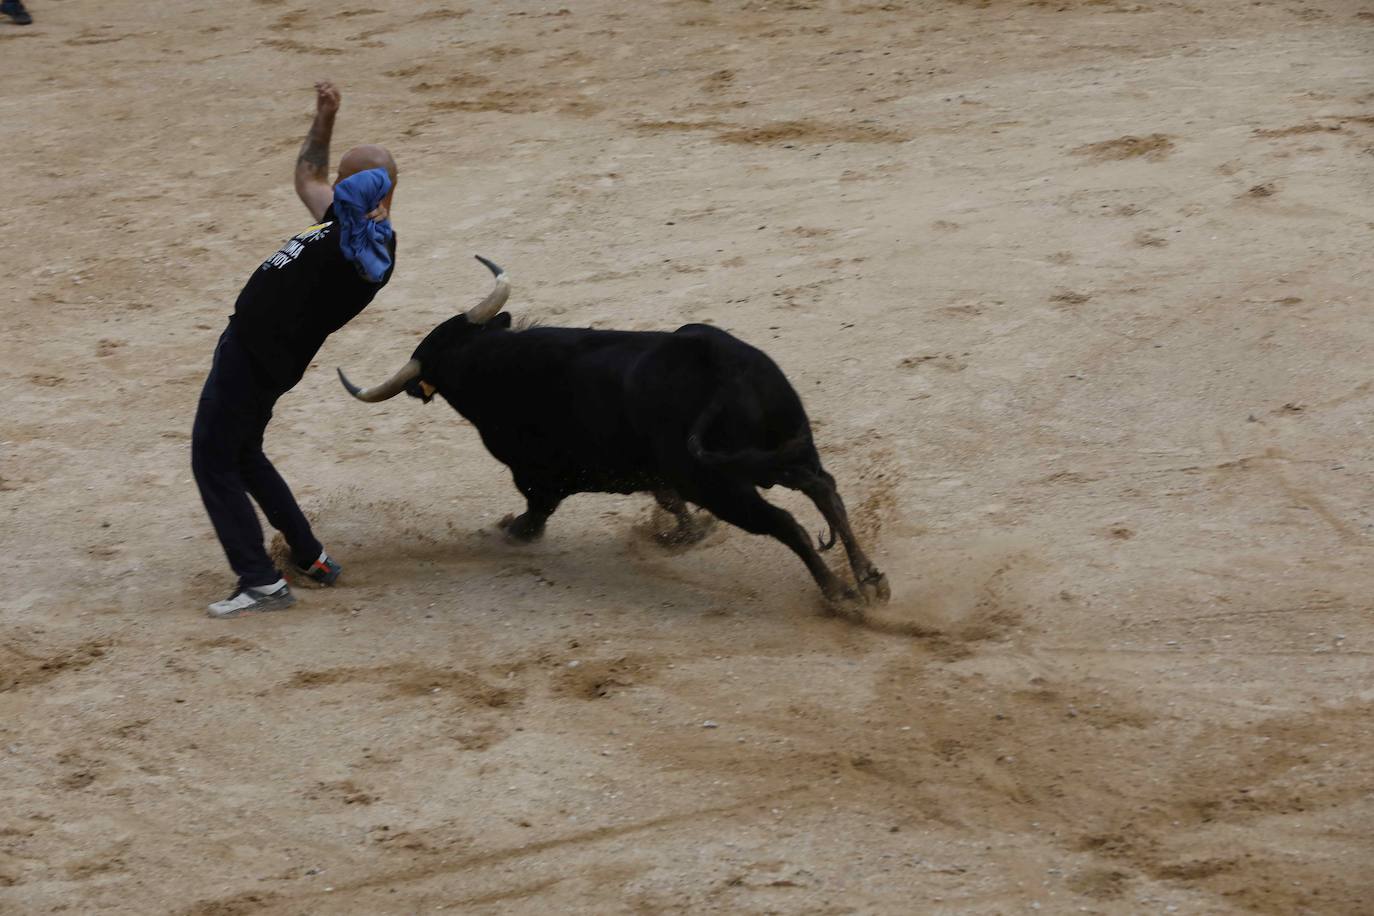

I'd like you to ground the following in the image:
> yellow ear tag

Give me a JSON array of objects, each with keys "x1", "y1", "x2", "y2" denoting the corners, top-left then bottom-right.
[{"x1": 419, "y1": 381, "x2": 437, "y2": 398}]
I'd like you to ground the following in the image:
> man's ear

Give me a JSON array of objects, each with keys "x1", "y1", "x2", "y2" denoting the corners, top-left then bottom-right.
[{"x1": 487, "y1": 312, "x2": 513, "y2": 331}]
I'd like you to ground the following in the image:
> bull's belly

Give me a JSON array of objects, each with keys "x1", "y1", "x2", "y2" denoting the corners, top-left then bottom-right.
[
  {"x1": 553, "y1": 467, "x2": 666, "y2": 496},
  {"x1": 480, "y1": 427, "x2": 671, "y2": 496},
  {"x1": 487, "y1": 448, "x2": 666, "y2": 496}
]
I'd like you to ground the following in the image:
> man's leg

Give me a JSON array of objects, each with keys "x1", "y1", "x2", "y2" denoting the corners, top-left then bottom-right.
[
  {"x1": 241, "y1": 443, "x2": 323, "y2": 571},
  {"x1": 192, "y1": 393, "x2": 282, "y2": 591},
  {"x1": 237, "y1": 388, "x2": 341, "y2": 585},
  {"x1": 192, "y1": 331, "x2": 284, "y2": 592}
]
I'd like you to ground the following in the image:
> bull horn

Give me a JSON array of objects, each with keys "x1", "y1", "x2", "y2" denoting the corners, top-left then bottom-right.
[
  {"x1": 465, "y1": 254, "x2": 510, "y2": 324},
  {"x1": 337, "y1": 359, "x2": 421, "y2": 403}
]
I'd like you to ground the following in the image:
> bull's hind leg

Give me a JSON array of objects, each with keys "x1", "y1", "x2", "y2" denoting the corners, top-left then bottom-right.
[
  {"x1": 694, "y1": 480, "x2": 855, "y2": 604},
  {"x1": 499, "y1": 475, "x2": 562, "y2": 543},
  {"x1": 651, "y1": 490, "x2": 716, "y2": 546},
  {"x1": 795, "y1": 469, "x2": 890, "y2": 603}
]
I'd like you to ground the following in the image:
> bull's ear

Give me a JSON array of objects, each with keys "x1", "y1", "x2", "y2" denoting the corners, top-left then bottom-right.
[{"x1": 486, "y1": 312, "x2": 513, "y2": 330}]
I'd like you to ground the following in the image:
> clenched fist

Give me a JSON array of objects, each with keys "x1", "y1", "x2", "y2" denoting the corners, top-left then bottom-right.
[{"x1": 314, "y1": 81, "x2": 341, "y2": 118}]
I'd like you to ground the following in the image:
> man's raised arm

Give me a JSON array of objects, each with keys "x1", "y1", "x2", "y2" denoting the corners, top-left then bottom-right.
[{"x1": 294, "y1": 81, "x2": 340, "y2": 222}]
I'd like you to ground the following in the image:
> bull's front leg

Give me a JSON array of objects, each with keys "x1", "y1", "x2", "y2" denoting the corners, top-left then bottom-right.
[{"x1": 499, "y1": 476, "x2": 562, "y2": 544}]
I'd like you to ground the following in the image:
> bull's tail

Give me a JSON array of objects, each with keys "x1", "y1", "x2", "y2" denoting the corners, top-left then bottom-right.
[{"x1": 686, "y1": 389, "x2": 812, "y2": 474}]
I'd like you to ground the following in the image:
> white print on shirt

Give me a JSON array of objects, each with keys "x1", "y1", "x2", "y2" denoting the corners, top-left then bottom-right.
[{"x1": 261, "y1": 222, "x2": 333, "y2": 271}]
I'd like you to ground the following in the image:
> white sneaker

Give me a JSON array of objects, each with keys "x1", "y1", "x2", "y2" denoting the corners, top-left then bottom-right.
[{"x1": 207, "y1": 579, "x2": 295, "y2": 619}]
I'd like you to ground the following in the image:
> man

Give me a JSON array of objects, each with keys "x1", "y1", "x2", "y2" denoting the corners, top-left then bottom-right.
[{"x1": 192, "y1": 80, "x2": 398, "y2": 618}]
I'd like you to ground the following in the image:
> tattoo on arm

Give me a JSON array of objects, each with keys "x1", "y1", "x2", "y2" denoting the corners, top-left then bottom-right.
[
  {"x1": 294, "y1": 104, "x2": 336, "y2": 217},
  {"x1": 297, "y1": 130, "x2": 330, "y2": 180},
  {"x1": 295, "y1": 108, "x2": 335, "y2": 182}
]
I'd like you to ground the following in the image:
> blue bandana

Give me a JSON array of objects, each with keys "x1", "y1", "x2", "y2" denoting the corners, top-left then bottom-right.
[{"x1": 332, "y1": 167, "x2": 394, "y2": 283}]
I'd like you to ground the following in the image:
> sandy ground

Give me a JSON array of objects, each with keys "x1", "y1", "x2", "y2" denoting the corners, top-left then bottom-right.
[{"x1": 3, "y1": 0, "x2": 1373, "y2": 913}]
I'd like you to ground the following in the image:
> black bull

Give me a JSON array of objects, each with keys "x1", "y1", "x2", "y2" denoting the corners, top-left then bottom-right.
[{"x1": 338, "y1": 257, "x2": 890, "y2": 606}]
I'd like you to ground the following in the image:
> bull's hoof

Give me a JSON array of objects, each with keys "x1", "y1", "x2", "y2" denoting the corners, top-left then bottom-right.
[
  {"x1": 860, "y1": 570, "x2": 891, "y2": 604},
  {"x1": 820, "y1": 584, "x2": 863, "y2": 615},
  {"x1": 654, "y1": 514, "x2": 716, "y2": 548},
  {"x1": 498, "y1": 513, "x2": 545, "y2": 544}
]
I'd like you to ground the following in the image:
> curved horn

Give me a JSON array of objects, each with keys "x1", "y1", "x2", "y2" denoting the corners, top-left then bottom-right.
[
  {"x1": 465, "y1": 255, "x2": 510, "y2": 324},
  {"x1": 337, "y1": 359, "x2": 421, "y2": 403}
]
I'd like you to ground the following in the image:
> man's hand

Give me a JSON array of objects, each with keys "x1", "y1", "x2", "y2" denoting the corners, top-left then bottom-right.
[
  {"x1": 296, "y1": 81, "x2": 340, "y2": 222},
  {"x1": 314, "y1": 81, "x2": 341, "y2": 119},
  {"x1": 366, "y1": 204, "x2": 389, "y2": 223}
]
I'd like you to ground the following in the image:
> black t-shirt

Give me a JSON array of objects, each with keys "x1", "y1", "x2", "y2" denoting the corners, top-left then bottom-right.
[{"x1": 231, "y1": 203, "x2": 396, "y2": 391}]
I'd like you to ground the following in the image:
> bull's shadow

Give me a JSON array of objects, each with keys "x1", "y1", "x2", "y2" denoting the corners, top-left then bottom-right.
[{"x1": 324, "y1": 503, "x2": 797, "y2": 613}]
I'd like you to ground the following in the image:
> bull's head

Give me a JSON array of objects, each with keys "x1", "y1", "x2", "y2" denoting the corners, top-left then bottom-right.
[{"x1": 337, "y1": 255, "x2": 509, "y2": 404}]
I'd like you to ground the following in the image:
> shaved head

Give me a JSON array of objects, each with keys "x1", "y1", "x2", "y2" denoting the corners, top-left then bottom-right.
[{"x1": 337, "y1": 144, "x2": 398, "y2": 184}]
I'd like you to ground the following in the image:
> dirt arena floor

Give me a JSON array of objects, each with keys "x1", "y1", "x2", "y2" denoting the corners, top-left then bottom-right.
[{"x1": 3, "y1": 0, "x2": 1373, "y2": 913}]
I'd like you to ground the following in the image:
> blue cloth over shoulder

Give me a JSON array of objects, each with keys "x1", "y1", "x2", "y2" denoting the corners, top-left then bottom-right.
[{"x1": 332, "y1": 167, "x2": 395, "y2": 283}]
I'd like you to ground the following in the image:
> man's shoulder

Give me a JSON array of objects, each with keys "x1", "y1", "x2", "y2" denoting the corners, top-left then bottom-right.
[{"x1": 258, "y1": 218, "x2": 342, "y2": 273}]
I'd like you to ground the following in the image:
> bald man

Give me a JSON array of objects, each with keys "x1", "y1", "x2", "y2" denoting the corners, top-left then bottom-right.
[{"x1": 192, "y1": 81, "x2": 399, "y2": 618}]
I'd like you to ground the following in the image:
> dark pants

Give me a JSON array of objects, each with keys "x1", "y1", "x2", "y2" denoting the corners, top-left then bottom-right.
[{"x1": 191, "y1": 327, "x2": 321, "y2": 589}]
